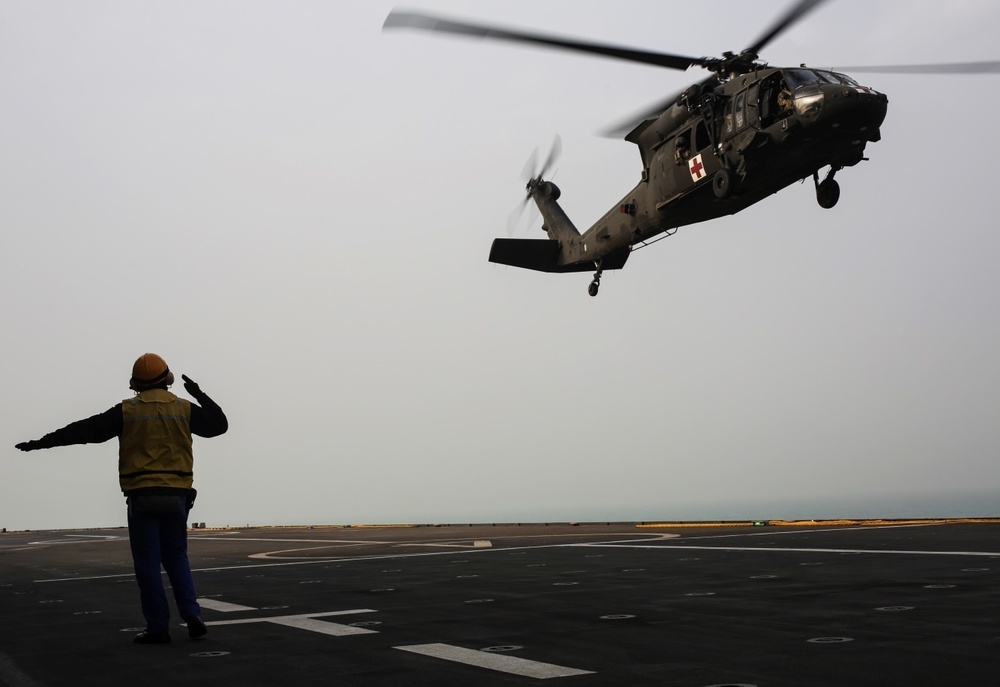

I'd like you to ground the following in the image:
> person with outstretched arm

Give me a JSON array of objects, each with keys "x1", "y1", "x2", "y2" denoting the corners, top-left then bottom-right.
[{"x1": 15, "y1": 353, "x2": 228, "y2": 645}]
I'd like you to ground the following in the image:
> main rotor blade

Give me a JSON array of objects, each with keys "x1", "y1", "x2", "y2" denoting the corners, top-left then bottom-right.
[
  {"x1": 383, "y1": 10, "x2": 703, "y2": 71},
  {"x1": 744, "y1": 0, "x2": 830, "y2": 56},
  {"x1": 601, "y1": 92, "x2": 681, "y2": 139},
  {"x1": 833, "y1": 60, "x2": 1000, "y2": 74},
  {"x1": 601, "y1": 72, "x2": 711, "y2": 139}
]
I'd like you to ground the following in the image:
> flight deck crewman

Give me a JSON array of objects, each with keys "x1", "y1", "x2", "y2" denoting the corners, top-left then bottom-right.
[{"x1": 14, "y1": 353, "x2": 228, "y2": 645}]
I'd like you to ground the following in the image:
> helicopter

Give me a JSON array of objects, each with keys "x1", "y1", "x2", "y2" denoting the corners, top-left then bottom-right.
[{"x1": 384, "y1": 0, "x2": 1000, "y2": 297}]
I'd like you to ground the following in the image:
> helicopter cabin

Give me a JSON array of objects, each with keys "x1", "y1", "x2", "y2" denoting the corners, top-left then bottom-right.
[{"x1": 624, "y1": 64, "x2": 884, "y2": 235}]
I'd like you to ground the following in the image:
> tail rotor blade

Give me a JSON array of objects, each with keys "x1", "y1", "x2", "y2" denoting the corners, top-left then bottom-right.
[
  {"x1": 520, "y1": 147, "x2": 539, "y2": 183},
  {"x1": 539, "y1": 135, "x2": 562, "y2": 179},
  {"x1": 507, "y1": 197, "x2": 529, "y2": 237},
  {"x1": 510, "y1": 138, "x2": 560, "y2": 236},
  {"x1": 506, "y1": 198, "x2": 541, "y2": 237}
]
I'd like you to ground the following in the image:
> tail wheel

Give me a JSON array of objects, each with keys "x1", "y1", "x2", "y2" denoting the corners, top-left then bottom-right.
[
  {"x1": 712, "y1": 168, "x2": 734, "y2": 199},
  {"x1": 588, "y1": 260, "x2": 603, "y2": 297}
]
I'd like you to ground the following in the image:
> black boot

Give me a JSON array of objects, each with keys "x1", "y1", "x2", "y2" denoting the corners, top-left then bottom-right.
[
  {"x1": 184, "y1": 616, "x2": 208, "y2": 639},
  {"x1": 134, "y1": 630, "x2": 171, "y2": 645}
]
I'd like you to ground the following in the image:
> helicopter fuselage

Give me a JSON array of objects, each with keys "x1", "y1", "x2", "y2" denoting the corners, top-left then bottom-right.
[
  {"x1": 491, "y1": 66, "x2": 888, "y2": 281},
  {"x1": 384, "y1": 4, "x2": 993, "y2": 295}
]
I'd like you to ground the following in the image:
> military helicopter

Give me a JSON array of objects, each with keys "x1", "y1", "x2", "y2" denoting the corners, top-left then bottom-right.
[{"x1": 384, "y1": 0, "x2": 1000, "y2": 296}]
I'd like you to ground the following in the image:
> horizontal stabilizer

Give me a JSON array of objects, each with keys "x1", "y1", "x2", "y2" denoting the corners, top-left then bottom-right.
[{"x1": 489, "y1": 238, "x2": 629, "y2": 274}]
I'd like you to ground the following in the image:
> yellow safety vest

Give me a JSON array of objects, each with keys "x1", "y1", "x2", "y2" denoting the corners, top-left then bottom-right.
[{"x1": 118, "y1": 389, "x2": 193, "y2": 493}]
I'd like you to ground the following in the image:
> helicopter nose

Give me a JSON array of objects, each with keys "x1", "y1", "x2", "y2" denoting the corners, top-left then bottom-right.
[
  {"x1": 846, "y1": 85, "x2": 887, "y2": 115},
  {"x1": 820, "y1": 85, "x2": 888, "y2": 141}
]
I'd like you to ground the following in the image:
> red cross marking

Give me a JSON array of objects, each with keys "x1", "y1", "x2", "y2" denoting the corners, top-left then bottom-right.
[{"x1": 689, "y1": 155, "x2": 705, "y2": 181}]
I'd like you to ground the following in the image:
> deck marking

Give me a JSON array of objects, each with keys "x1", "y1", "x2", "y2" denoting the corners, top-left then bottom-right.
[
  {"x1": 191, "y1": 537, "x2": 395, "y2": 544},
  {"x1": 266, "y1": 616, "x2": 374, "y2": 637},
  {"x1": 395, "y1": 643, "x2": 594, "y2": 679},
  {"x1": 27, "y1": 535, "x2": 121, "y2": 546},
  {"x1": 676, "y1": 522, "x2": 945, "y2": 540},
  {"x1": 570, "y1": 543, "x2": 1000, "y2": 557},
  {"x1": 207, "y1": 609, "x2": 379, "y2": 636},
  {"x1": 198, "y1": 598, "x2": 258, "y2": 613},
  {"x1": 29, "y1": 534, "x2": 709, "y2": 583}
]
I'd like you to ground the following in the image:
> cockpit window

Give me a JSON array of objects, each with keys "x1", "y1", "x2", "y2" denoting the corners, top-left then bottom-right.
[
  {"x1": 827, "y1": 71, "x2": 860, "y2": 86},
  {"x1": 783, "y1": 69, "x2": 822, "y2": 89},
  {"x1": 786, "y1": 68, "x2": 861, "y2": 88}
]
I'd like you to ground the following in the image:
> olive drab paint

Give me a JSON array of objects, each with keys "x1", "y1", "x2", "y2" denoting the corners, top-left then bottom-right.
[
  {"x1": 384, "y1": 1, "x2": 998, "y2": 296},
  {"x1": 119, "y1": 389, "x2": 194, "y2": 492}
]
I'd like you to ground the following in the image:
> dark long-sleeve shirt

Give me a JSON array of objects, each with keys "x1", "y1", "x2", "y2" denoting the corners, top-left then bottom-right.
[{"x1": 31, "y1": 389, "x2": 228, "y2": 450}]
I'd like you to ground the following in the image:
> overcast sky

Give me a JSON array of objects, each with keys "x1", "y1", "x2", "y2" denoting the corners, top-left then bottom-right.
[{"x1": 3, "y1": 1, "x2": 999, "y2": 531}]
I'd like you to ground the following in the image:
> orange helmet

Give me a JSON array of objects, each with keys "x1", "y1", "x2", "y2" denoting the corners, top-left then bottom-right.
[{"x1": 129, "y1": 353, "x2": 174, "y2": 391}]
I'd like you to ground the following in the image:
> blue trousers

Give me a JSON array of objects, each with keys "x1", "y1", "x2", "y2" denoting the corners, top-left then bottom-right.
[{"x1": 126, "y1": 494, "x2": 201, "y2": 634}]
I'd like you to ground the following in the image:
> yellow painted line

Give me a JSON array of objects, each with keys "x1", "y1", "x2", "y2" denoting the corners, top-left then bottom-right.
[
  {"x1": 637, "y1": 522, "x2": 761, "y2": 528},
  {"x1": 638, "y1": 518, "x2": 1000, "y2": 529}
]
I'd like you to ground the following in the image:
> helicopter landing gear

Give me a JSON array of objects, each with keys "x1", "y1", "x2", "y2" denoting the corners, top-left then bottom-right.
[
  {"x1": 588, "y1": 260, "x2": 603, "y2": 297},
  {"x1": 712, "y1": 168, "x2": 734, "y2": 199},
  {"x1": 814, "y1": 167, "x2": 841, "y2": 209}
]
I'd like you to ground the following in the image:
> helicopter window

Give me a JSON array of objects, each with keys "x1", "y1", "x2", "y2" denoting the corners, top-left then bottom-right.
[
  {"x1": 673, "y1": 135, "x2": 690, "y2": 165},
  {"x1": 694, "y1": 120, "x2": 709, "y2": 150},
  {"x1": 735, "y1": 92, "x2": 746, "y2": 129},
  {"x1": 820, "y1": 70, "x2": 859, "y2": 86},
  {"x1": 759, "y1": 74, "x2": 786, "y2": 125},
  {"x1": 783, "y1": 69, "x2": 822, "y2": 89}
]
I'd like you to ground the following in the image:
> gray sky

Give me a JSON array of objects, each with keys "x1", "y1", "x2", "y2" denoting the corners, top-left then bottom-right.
[{"x1": 3, "y1": 1, "x2": 999, "y2": 531}]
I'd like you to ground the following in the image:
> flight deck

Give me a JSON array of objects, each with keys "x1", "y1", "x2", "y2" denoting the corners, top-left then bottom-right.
[{"x1": 1, "y1": 520, "x2": 998, "y2": 686}]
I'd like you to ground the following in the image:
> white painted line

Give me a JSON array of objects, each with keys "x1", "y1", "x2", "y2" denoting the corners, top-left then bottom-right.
[
  {"x1": 266, "y1": 616, "x2": 375, "y2": 637},
  {"x1": 30, "y1": 535, "x2": 676, "y2": 583},
  {"x1": 34, "y1": 548, "x2": 503, "y2": 582},
  {"x1": 198, "y1": 598, "x2": 258, "y2": 613},
  {"x1": 191, "y1": 537, "x2": 395, "y2": 545},
  {"x1": 570, "y1": 543, "x2": 1000, "y2": 557},
  {"x1": 207, "y1": 609, "x2": 378, "y2": 636},
  {"x1": 398, "y1": 542, "x2": 489, "y2": 549},
  {"x1": 27, "y1": 535, "x2": 121, "y2": 546},
  {"x1": 395, "y1": 643, "x2": 594, "y2": 679}
]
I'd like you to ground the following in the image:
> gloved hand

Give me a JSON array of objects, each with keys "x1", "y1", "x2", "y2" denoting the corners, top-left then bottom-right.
[
  {"x1": 15, "y1": 440, "x2": 41, "y2": 452},
  {"x1": 182, "y1": 374, "x2": 202, "y2": 396}
]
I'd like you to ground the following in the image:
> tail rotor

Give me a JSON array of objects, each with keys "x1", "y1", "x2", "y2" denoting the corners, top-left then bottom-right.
[{"x1": 507, "y1": 135, "x2": 562, "y2": 237}]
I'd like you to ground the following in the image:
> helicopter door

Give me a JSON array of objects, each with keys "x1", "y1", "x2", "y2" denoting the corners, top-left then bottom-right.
[
  {"x1": 745, "y1": 84, "x2": 759, "y2": 127},
  {"x1": 669, "y1": 120, "x2": 718, "y2": 193},
  {"x1": 734, "y1": 90, "x2": 747, "y2": 130},
  {"x1": 689, "y1": 119, "x2": 718, "y2": 185}
]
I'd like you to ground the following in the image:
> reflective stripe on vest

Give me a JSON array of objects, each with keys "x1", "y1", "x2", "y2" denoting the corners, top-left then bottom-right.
[{"x1": 119, "y1": 389, "x2": 193, "y2": 492}]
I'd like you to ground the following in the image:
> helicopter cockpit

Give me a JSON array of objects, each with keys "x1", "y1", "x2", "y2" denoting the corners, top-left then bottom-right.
[
  {"x1": 776, "y1": 68, "x2": 865, "y2": 123},
  {"x1": 757, "y1": 68, "x2": 864, "y2": 129},
  {"x1": 783, "y1": 68, "x2": 860, "y2": 89}
]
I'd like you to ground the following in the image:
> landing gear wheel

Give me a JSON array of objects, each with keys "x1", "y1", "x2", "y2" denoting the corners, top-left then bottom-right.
[
  {"x1": 712, "y1": 168, "x2": 734, "y2": 199},
  {"x1": 817, "y1": 179, "x2": 840, "y2": 209},
  {"x1": 588, "y1": 260, "x2": 603, "y2": 297}
]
